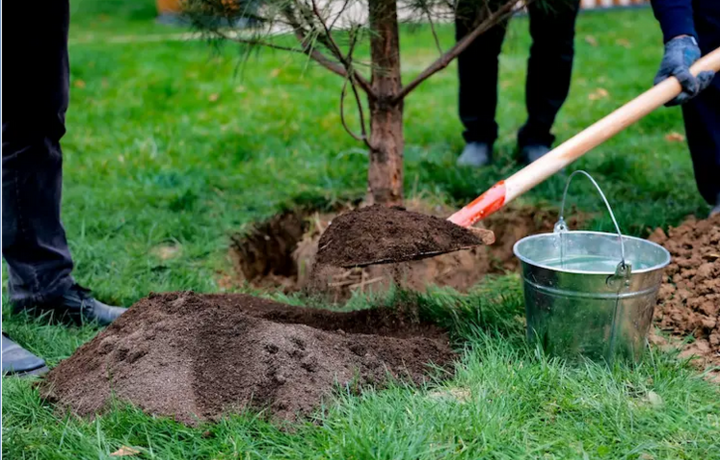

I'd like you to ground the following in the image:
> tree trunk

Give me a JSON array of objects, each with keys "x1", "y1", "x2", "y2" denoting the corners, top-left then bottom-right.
[{"x1": 367, "y1": 0, "x2": 403, "y2": 206}]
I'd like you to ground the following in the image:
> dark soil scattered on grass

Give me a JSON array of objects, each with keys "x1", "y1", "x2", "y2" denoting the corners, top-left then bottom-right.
[
  {"x1": 315, "y1": 205, "x2": 490, "y2": 268},
  {"x1": 649, "y1": 214, "x2": 720, "y2": 377},
  {"x1": 40, "y1": 292, "x2": 454, "y2": 424}
]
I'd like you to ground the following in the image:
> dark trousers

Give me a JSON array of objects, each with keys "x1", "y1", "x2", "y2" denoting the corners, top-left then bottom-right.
[
  {"x1": 683, "y1": 1, "x2": 720, "y2": 205},
  {"x1": 456, "y1": 0, "x2": 580, "y2": 147},
  {"x1": 2, "y1": 0, "x2": 75, "y2": 307}
]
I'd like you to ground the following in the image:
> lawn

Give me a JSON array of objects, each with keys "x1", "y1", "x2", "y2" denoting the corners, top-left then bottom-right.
[{"x1": 2, "y1": 1, "x2": 719, "y2": 459}]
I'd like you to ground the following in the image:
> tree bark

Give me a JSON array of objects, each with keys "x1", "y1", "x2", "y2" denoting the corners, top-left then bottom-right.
[{"x1": 367, "y1": 0, "x2": 403, "y2": 206}]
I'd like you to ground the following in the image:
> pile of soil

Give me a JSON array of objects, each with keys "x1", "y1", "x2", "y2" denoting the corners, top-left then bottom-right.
[
  {"x1": 315, "y1": 205, "x2": 493, "y2": 268},
  {"x1": 649, "y1": 214, "x2": 720, "y2": 374},
  {"x1": 40, "y1": 292, "x2": 454, "y2": 424},
  {"x1": 228, "y1": 202, "x2": 579, "y2": 299}
]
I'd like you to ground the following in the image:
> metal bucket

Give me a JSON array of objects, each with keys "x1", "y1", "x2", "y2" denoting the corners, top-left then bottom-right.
[{"x1": 513, "y1": 171, "x2": 671, "y2": 362}]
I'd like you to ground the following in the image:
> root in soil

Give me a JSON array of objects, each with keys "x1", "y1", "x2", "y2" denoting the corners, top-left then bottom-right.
[
  {"x1": 649, "y1": 214, "x2": 720, "y2": 378},
  {"x1": 40, "y1": 292, "x2": 454, "y2": 424},
  {"x1": 228, "y1": 202, "x2": 580, "y2": 300}
]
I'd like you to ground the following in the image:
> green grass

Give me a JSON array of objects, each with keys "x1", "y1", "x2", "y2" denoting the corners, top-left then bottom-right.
[{"x1": 3, "y1": 1, "x2": 719, "y2": 459}]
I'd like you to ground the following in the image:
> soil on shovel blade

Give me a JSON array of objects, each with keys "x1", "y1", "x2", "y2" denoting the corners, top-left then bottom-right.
[
  {"x1": 315, "y1": 205, "x2": 492, "y2": 268},
  {"x1": 40, "y1": 292, "x2": 454, "y2": 424},
  {"x1": 649, "y1": 213, "x2": 720, "y2": 379}
]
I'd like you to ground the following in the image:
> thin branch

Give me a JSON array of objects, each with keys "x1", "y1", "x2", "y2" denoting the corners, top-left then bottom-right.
[
  {"x1": 329, "y1": 0, "x2": 352, "y2": 30},
  {"x1": 392, "y1": 0, "x2": 528, "y2": 103},
  {"x1": 339, "y1": 27, "x2": 373, "y2": 149},
  {"x1": 311, "y1": 0, "x2": 345, "y2": 60},
  {"x1": 340, "y1": 79, "x2": 366, "y2": 144},
  {"x1": 426, "y1": 9, "x2": 442, "y2": 55},
  {"x1": 279, "y1": 6, "x2": 375, "y2": 95},
  {"x1": 309, "y1": 0, "x2": 375, "y2": 97},
  {"x1": 216, "y1": 30, "x2": 313, "y2": 55},
  {"x1": 348, "y1": 28, "x2": 373, "y2": 148},
  {"x1": 349, "y1": 80, "x2": 371, "y2": 148},
  {"x1": 302, "y1": 35, "x2": 351, "y2": 78},
  {"x1": 284, "y1": 8, "x2": 353, "y2": 78}
]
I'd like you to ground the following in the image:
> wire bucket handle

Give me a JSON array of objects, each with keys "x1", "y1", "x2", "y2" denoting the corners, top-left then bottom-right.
[{"x1": 554, "y1": 170, "x2": 631, "y2": 280}]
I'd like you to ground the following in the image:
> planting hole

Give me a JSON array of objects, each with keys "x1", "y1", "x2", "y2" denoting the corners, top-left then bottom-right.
[{"x1": 227, "y1": 201, "x2": 584, "y2": 299}]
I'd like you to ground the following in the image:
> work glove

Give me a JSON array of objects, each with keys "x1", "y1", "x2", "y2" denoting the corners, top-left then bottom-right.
[{"x1": 654, "y1": 36, "x2": 715, "y2": 106}]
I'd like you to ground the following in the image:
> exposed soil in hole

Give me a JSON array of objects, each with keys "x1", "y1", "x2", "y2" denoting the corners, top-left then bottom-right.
[
  {"x1": 228, "y1": 201, "x2": 585, "y2": 300},
  {"x1": 40, "y1": 292, "x2": 454, "y2": 424},
  {"x1": 230, "y1": 211, "x2": 309, "y2": 291},
  {"x1": 649, "y1": 214, "x2": 720, "y2": 380}
]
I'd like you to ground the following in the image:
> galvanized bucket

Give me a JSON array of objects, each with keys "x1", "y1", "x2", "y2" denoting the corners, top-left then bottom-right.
[{"x1": 513, "y1": 171, "x2": 671, "y2": 362}]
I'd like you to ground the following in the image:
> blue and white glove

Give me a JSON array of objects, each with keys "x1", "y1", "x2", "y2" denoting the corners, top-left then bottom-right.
[{"x1": 655, "y1": 36, "x2": 715, "y2": 106}]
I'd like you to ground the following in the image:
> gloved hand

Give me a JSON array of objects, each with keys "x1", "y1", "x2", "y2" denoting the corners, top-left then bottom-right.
[{"x1": 654, "y1": 36, "x2": 715, "y2": 106}]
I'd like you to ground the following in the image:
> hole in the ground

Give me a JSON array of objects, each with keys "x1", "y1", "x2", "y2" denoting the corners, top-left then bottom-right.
[
  {"x1": 227, "y1": 200, "x2": 586, "y2": 299},
  {"x1": 230, "y1": 211, "x2": 307, "y2": 281},
  {"x1": 229, "y1": 205, "x2": 351, "y2": 292}
]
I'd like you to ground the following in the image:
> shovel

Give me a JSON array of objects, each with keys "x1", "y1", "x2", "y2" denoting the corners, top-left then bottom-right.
[
  {"x1": 448, "y1": 47, "x2": 720, "y2": 227},
  {"x1": 318, "y1": 47, "x2": 720, "y2": 268}
]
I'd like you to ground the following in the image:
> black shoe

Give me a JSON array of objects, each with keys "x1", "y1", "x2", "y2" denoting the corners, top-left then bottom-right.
[
  {"x1": 2, "y1": 333, "x2": 48, "y2": 377},
  {"x1": 457, "y1": 142, "x2": 492, "y2": 168},
  {"x1": 519, "y1": 144, "x2": 551, "y2": 165},
  {"x1": 14, "y1": 284, "x2": 127, "y2": 327}
]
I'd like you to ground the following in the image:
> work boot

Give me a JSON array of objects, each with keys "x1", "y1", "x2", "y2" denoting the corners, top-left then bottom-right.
[
  {"x1": 2, "y1": 333, "x2": 48, "y2": 377},
  {"x1": 14, "y1": 284, "x2": 127, "y2": 327},
  {"x1": 457, "y1": 142, "x2": 492, "y2": 167},
  {"x1": 519, "y1": 144, "x2": 551, "y2": 165}
]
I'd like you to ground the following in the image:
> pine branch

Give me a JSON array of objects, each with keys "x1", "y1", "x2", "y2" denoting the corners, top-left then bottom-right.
[
  {"x1": 309, "y1": 0, "x2": 375, "y2": 97},
  {"x1": 392, "y1": 0, "x2": 528, "y2": 103},
  {"x1": 281, "y1": 5, "x2": 375, "y2": 96},
  {"x1": 215, "y1": 30, "x2": 313, "y2": 55},
  {"x1": 426, "y1": 8, "x2": 443, "y2": 55}
]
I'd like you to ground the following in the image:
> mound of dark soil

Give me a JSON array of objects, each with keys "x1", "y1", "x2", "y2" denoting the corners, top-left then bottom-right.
[
  {"x1": 315, "y1": 205, "x2": 493, "y2": 268},
  {"x1": 40, "y1": 292, "x2": 454, "y2": 424},
  {"x1": 650, "y1": 214, "x2": 720, "y2": 375}
]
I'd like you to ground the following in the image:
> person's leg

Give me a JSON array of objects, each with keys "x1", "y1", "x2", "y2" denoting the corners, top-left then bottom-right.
[
  {"x1": 2, "y1": 0, "x2": 75, "y2": 308},
  {"x1": 682, "y1": 82, "x2": 720, "y2": 206},
  {"x1": 519, "y1": 0, "x2": 580, "y2": 152},
  {"x1": 2, "y1": 0, "x2": 127, "y2": 327},
  {"x1": 455, "y1": 0, "x2": 509, "y2": 147},
  {"x1": 683, "y1": 4, "x2": 720, "y2": 211}
]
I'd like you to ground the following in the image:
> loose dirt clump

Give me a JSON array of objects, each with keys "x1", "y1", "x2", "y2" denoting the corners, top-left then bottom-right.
[
  {"x1": 40, "y1": 292, "x2": 454, "y2": 424},
  {"x1": 315, "y1": 205, "x2": 493, "y2": 267},
  {"x1": 649, "y1": 214, "x2": 720, "y2": 376},
  {"x1": 227, "y1": 202, "x2": 580, "y2": 299}
]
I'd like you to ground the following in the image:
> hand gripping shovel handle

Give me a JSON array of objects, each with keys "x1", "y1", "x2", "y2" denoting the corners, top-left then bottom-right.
[{"x1": 448, "y1": 46, "x2": 720, "y2": 228}]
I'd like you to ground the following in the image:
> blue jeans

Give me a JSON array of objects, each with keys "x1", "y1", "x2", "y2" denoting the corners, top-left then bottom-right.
[{"x1": 2, "y1": 0, "x2": 75, "y2": 307}]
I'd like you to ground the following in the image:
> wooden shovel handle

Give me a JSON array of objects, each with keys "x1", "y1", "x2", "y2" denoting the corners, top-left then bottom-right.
[{"x1": 449, "y1": 46, "x2": 720, "y2": 228}]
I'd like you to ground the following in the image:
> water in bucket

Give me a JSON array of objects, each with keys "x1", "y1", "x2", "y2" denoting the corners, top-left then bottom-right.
[
  {"x1": 513, "y1": 171, "x2": 671, "y2": 363},
  {"x1": 544, "y1": 254, "x2": 622, "y2": 272},
  {"x1": 543, "y1": 254, "x2": 655, "y2": 272}
]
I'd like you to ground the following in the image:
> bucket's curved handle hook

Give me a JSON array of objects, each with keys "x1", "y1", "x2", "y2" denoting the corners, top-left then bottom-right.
[{"x1": 557, "y1": 170, "x2": 627, "y2": 269}]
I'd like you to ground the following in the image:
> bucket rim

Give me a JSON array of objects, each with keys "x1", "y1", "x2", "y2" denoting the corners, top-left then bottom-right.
[{"x1": 512, "y1": 230, "x2": 671, "y2": 275}]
